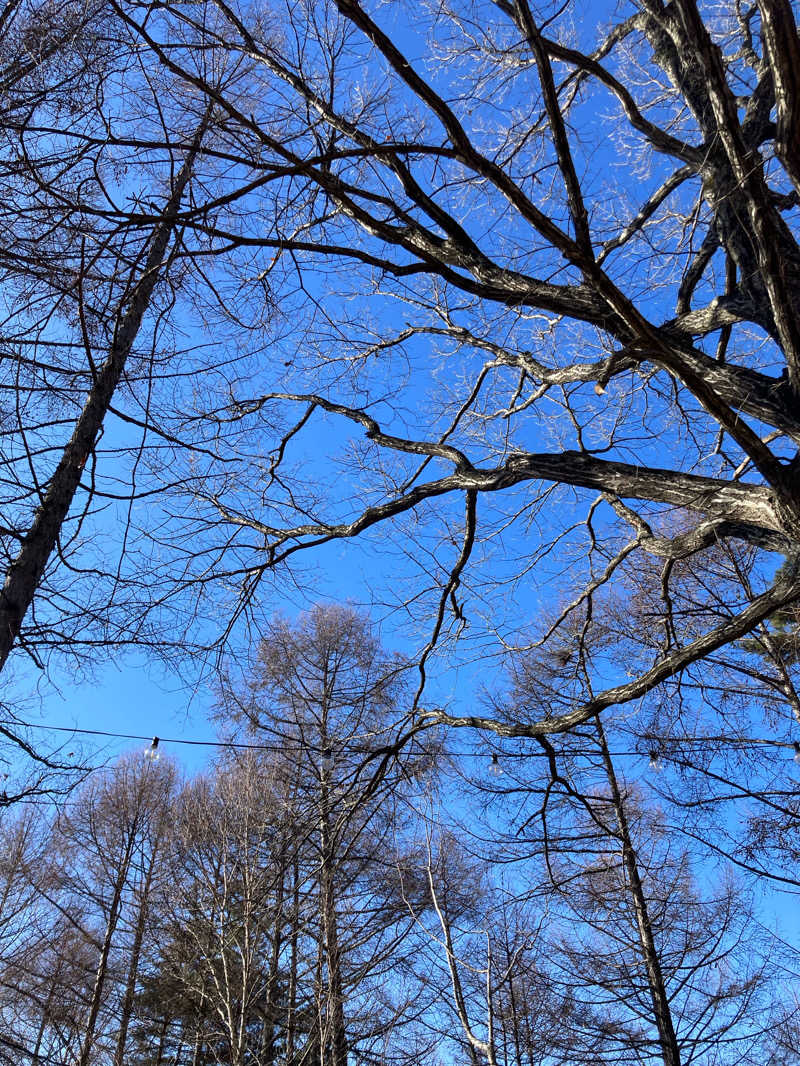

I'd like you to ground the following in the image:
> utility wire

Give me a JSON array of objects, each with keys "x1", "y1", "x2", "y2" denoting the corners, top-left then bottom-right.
[{"x1": 3, "y1": 719, "x2": 799, "y2": 759}]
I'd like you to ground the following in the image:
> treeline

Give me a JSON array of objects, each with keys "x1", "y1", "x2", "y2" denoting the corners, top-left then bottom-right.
[{"x1": 1, "y1": 607, "x2": 797, "y2": 1066}]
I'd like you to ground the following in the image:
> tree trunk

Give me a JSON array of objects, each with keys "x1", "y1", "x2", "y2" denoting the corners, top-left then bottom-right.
[
  {"x1": 0, "y1": 109, "x2": 210, "y2": 672},
  {"x1": 259, "y1": 838, "x2": 287, "y2": 1065},
  {"x1": 595, "y1": 718, "x2": 682, "y2": 1066},
  {"x1": 155, "y1": 1014, "x2": 169, "y2": 1066},
  {"x1": 191, "y1": 980, "x2": 209, "y2": 1066},
  {"x1": 318, "y1": 692, "x2": 348, "y2": 1066},
  {"x1": 31, "y1": 964, "x2": 60, "y2": 1066},
  {"x1": 78, "y1": 850, "x2": 132, "y2": 1066},
  {"x1": 319, "y1": 801, "x2": 348, "y2": 1066},
  {"x1": 112, "y1": 840, "x2": 160, "y2": 1066},
  {"x1": 286, "y1": 853, "x2": 300, "y2": 1066}
]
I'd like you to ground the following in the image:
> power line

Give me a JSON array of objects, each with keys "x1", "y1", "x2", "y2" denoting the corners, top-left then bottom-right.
[
  {"x1": 3, "y1": 719, "x2": 798, "y2": 760},
  {"x1": 24, "y1": 722, "x2": 277, "y2": 749}
]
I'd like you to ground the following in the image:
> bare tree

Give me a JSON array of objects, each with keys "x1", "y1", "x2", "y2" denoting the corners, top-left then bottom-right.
[
  {"x1": 214, "y1": 605, "x2": 439, "y2": 1066},
  {"x1": 450, "y1": 725, "x2": 788, "y2": 1064},
  {"x1": 5, "y1": 1, "x2": 800, "y2": 763},
  {"x1": 0, "y1": 753, "x2": 177, "y2": 1065},
  {"x1": 90, "y1": 0, "x2": 800, "y2": 751},
  {"x1": 145, "y1": 756, "x2": 296, "y2": 1066},
  {"x1": 1, "y1": 3, "x2": 799, "y2": 1059},
  {"x1": 41, "y1": 754, "x2": 178, "y2": 1066}
]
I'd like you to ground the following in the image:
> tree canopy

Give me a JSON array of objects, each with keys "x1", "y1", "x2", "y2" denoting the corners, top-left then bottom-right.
[{"x1": 3, "y1": 0, "x2": 800, "y2": 735}]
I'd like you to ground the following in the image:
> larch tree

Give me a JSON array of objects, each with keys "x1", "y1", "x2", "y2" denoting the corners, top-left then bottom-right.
[
  {"x1": 214, "y1": 605, "x2": 440, "y2": 1066},
  {"x1": 47, "y1": 754, "x2": 178, "y2": 1066}
]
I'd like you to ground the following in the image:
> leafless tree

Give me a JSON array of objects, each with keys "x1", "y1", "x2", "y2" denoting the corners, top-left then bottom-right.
[
  {"x1": 86, "y1": 0, "x2": 800, "y2": 755},
  {"x1": 0, "y1": 753, "x2": 177, "y2": 1065},
  {"x1": 446, "y1": 722, "x2": 789, "y2": 1065},
  {"x1": 45, "y1": 754, "x2": 177, "y2": 1065},
  {"x1": 210, "y1": 605, "x2": 439, "y2": 1066},
  {"x1": 2, "y1": 2, "x2": 800, "y2": 1058},
  {"x1": 4, "y1": 1, "x2": 800, "y2": 764}
]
